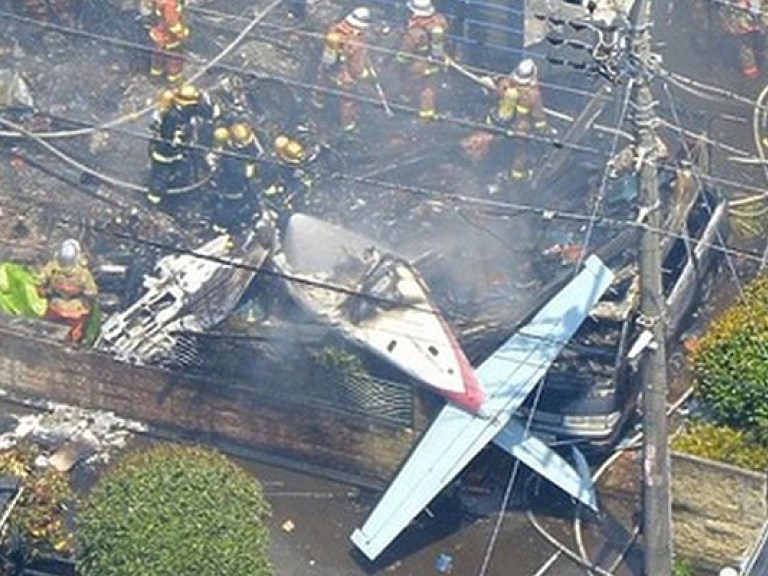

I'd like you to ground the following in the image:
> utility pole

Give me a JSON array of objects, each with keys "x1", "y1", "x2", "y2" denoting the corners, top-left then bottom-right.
[
  {"x1": 545, "y1": 0, "x2": 671, "y2": 569},
  {"x1": 627, "y1": 0, "x2": 673, "y2": 572}
]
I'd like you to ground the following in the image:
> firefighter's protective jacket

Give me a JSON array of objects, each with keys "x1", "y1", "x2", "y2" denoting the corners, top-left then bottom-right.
[
  {"x1": 150, "y1": 0, "x2": 188, "y2": 48},
  {"x1": 397, "y1": 13, "x2": 449, "y2": 76}
]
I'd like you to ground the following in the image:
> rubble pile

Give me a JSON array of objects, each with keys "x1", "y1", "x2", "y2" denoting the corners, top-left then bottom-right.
[{"x1": 0, "y1": 403, "x2": 147, "y2": 471}]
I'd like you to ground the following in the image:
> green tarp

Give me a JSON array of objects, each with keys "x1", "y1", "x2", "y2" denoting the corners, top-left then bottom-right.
[{"x1": 0, "y1": 263, "x2": 46, "y2": 318}]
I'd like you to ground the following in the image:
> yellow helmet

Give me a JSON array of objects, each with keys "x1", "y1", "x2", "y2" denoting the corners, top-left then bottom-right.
[
  {"x1": 274, "y1": 135, "x2": 305, "y2": 165},
  {"x1": 213, "y1": 126, "x2": 230, "y2": 145},
  {"x1": 157, "y1": 89, "x2": 175, "y2": 112},
  {"x1": 174, "y1": 83, "x2": 201, "y2": 106},
  {"x1": 326, "y1": 30, "x2": 344, "y2": 51},
  {"x1": 230, "y1": 123, "x2": 254, "y2": 145}
]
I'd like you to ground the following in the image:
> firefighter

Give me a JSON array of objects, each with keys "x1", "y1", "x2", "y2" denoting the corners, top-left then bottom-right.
[
  {"x1": 149, "y1": 0, "x2": 188, "y2": 84},
  {"x1": 484, "y1": 58, "x2": 552, "y2": 181},
  {"x1": 147, "y1": 89, "x2": 190, "y2": 205},
  {"x1": 171, "y1": 83, "x2": 222, "y2": 179},
  {"x1": 38, "y1": 239, "x2": 98, "y2": 343},
  {"x1": 395, "y1": 0, "x2": 449, "y2": 120},
  {"x1": 264, "y1": 135, "x2": 314, "y2": 224},
  {"x1": 313, "y1": 7, "x2": 373, "y2": 133},
  {"x1": 173, "y1": 83, "x2": 221, "y2": 130},
  {"x1": 211, "y1": 123, "x2": 263, "y2": 233},
  {"x1": 720, "y1": 0, "x2": 763, "y2": 78}
]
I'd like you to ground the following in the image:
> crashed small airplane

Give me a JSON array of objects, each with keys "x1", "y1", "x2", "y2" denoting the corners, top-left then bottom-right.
[
  {"x1": 351, "y1": 254, "x2": 614, "y2": 561},
  {"x1": 272, "y1": 213, "x2": 485, "y2": 413}
]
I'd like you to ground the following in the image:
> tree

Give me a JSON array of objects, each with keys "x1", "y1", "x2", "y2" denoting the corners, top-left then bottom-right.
[{"x1": 78, "y1": 444, "x2": 273, "y2": 576}]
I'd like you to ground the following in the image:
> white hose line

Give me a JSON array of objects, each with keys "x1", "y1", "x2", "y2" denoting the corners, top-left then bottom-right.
[
  {"x1": 0, "y1": 0, "x2": 283, "y2": 141},
  {"x1": 752, "y1": 81, "x2": 768, "y2": 269},
  {"x1": 531, "y1": 550, "x2": 562, "y2": 576},
  {"x1": 572, "y1": 386, "x2": 695, "y2": 574},
  {"x1": 523, "y1": 475, "x2": 616, "y2": 576},
  {"x1": 0, "y1": 115, "x2": 210, "y2": 195},
  {"x1": 752, "y1": 81, "x2": 768, "y2": 186},
  {"x1": 187, "y1": 0, "x2": 283, "y2": 86}
]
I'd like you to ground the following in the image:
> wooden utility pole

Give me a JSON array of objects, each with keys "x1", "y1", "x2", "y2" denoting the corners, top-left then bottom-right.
[{"x1": 627, "y1": 0, "x2": 673, "y2": 572}]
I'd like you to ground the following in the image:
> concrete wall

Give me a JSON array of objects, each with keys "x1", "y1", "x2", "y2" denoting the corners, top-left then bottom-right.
[
  {"x1": 672, "y1": 452, "x2": 766, "y2": 569},
  {"x1": 0, "y1": 314, "x2": 419, "y2": 487}
]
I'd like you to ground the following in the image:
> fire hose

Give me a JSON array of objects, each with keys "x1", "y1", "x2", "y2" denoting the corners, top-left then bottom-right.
[
  {"x1": 445, "y1": 56, "x2": 495, "y2": 89},
  {"x1": 366, "y1": 61, "x2": 394, "y2": 117}
]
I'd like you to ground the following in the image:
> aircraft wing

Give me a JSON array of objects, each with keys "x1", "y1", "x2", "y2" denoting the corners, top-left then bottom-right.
[{"x1": 350, "y1": 255, "x2": 613, "y2": 561}]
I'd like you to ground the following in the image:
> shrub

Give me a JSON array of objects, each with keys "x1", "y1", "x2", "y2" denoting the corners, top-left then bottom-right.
[
  {"x1": 672, "y1": 556, "x2": 695, "y2": 576},
  {"x1": 671, "y1": 422, "x2": 768, "y2": 472},
  {"x1": 0, "y1": 444, "x2": 75, "y2": 559},
  {"x1": 693, "y1": 272, "x2": 768, "y2": 437},
  {"x1": 78, "y1": 444, "x2": 273, "y2": 576}
]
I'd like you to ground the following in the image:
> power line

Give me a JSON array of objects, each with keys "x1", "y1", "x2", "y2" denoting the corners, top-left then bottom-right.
[
  {"x1": 6, "y1": 91, "x2": 767, "y2": 283},
  {"x1": 185, "y1": 3, "x2": 603, "y2": 100},
  {"x1": 4, "y1": 9, "x2": 768, "y2": 200},
  {"x1": 7, "y1": 114, "x2": 768, "y2": 274},
  {"x1": 3, "y1": 6, "x2": 768, "y2": 200},
  {"x1": 6, "y1": 193, "x2": 619, "y2": 372},
  {"x1": 2, "y1": 8, "x2": 767, "y2": 266},
  {"x1": 4, "y1": 1, "x2": 767, "y2": 150},
  {"x1": 0, "y1": 0, "x2": 282, "y2": 140},
  {"x1": 475, "y1": 65, "x2": 636, "y2": 576},
  {"x1": 0, "y1": 9, "x2": 619, "y2": 153},
  {"x1": 662, "y1": 80, "x2": 768, "y2": 364}
]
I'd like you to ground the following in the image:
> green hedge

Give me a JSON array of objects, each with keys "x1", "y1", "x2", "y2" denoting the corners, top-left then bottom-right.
[
  {"x1": 693, "y1": 272, "x2": 768, "y2": 438},
  {"x1": 78, "y1": 445, "x2": 273, "y2": 576},
  {"x1": 672, "y1": 557, "x2": 695, "y2": 576},
  {"x1": 672, "y1": 422, "x2": 768, "y2": 472}
]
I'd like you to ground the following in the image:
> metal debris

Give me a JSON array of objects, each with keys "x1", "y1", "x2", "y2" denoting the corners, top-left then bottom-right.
[{"x1": 0, "y1": 403, "x2": 147, "y2": 469}]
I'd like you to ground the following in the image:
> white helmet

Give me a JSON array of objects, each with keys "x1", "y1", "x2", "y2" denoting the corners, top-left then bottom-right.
[
  {"x1": 512, "y1": 58, "x2": 537, "y2": 85},
  {"x1": 57, "y1": 238, "x2": 81, "y2": 269},
  {"x1": 345, "y1": 7, "x2": 372, "y2": 29},
  {"x1": 718, "y1": 569, "x2": 739, "y2": 576},
  {"x1": 407, "y1": 0, "x2": 435, "y2": 17}
]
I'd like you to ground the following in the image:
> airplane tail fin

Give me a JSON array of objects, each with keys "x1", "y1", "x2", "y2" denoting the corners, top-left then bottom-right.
[
  {"x1": 494, "y1": 420, "x2": 598, "y2": 511},
  {"x1": 572, "y1": 445, "x2": 597, "y2": 510}
]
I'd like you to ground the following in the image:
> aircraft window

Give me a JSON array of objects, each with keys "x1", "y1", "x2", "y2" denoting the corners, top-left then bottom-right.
[
  {"x1": 387, "y1": 340, "x2": 397, "y2": 352},
  {"x1": 428, "y1": 346, "x2": 438, "y2": 356}
]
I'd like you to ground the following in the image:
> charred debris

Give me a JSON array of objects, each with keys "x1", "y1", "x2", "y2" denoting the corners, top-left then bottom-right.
[{"x1": 0, "y1": 0, "x2": 724, "y2": 448}]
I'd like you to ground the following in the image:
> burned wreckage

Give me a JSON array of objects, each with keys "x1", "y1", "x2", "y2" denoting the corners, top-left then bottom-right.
[
  {"x1": 0, "y1": 136, "x2": 726, "y2": 465},
  {"x1": 0, "y1": 0, "x2": 728, "y2": 489}
]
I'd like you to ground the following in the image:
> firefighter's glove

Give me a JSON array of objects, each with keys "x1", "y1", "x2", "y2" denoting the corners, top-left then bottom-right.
[
  {"x1": 535, "y1": 121, "x2": 557, "y2": 136},
  {"x1": 264, "y1": 183, "x2": 279, "y2": 197},
  {"x1": 478, "y1": 76, "x2": 496, "y2": 90},
  {"x1": 170, "y1": 23, "x2": 189, "y2": 40},
  {"x1": 320, "y1": 49, "x2": 337, "y2": 68}
]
